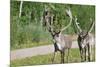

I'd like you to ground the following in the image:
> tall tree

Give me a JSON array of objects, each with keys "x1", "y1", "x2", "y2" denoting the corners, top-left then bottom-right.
[{"x1": 19, "y1": 1, "x2": 23, "y2": 18}]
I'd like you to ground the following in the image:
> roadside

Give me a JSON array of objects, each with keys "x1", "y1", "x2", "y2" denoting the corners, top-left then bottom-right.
[{"x1": 11, "y1": 41, "x2": 78, "y2": 60}]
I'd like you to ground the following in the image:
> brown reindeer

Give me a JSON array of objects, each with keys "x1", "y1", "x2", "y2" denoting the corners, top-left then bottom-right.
[
  {"x1": 42, "y1": 8, "x2": 73, "y2": 63},
  {"x1": 73, "y1": 16, "x2": 95, "y2": 62}
]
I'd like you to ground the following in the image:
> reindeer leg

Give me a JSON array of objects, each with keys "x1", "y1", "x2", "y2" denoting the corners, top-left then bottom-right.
[
  {"x1": 83, "y1": 48, "x2": 86, "y2": 62},
  {"x1": 87, "y1": 44, "x2": 91, "y2": 61},
  {"x1": 52, "y1": 43, "x2": 58, "y2": 63},
  {"x1": 81, "y1": 48, "x2": 84, "y2": 62},
  {"x1": 79, "y1": 47, "x2": 83, "y2": 62},
  {"x1": 84, "y1": 47, "x2": 87, "y2": 61},
  {"x1": 62, "y1": 51, "x2": 65, "y2": 63},
  {"x1": 90, "y1": 45, "x2": 93, "y2": 61},
  {"x1": 60, "y1": 51, "x2": 62, "y2": 63},
  {"x1": 78, "y1": 42, "x2": 83, "y2": 62},
  {"x1": 52, "y1": 50, "x2": 57, "y2": 64},
  {"x1": 67, "y1": 48, "x2": 70, "y2": 63},
  {"x1": 60, "y1": 51, "x2": 64, "y2": 63}
]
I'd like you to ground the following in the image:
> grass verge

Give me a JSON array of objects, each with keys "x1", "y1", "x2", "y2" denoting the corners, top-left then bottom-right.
[
  {"x1": 10, "y1": 48, "x2": 95, "y2": 67},
  {"x1": 11, "y1": 41, "x2": 52, "y2": 50}
]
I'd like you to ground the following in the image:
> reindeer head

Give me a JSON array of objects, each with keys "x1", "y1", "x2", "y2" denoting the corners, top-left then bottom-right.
[
  {"x1": 43, "y1": 8, "x2": 73, "y2": 42},
  {"x1": 78, "y1": 30, "x2": 89, "y2": 48}
]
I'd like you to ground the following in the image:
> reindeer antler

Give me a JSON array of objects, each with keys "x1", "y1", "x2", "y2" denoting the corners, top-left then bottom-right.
[
  {"x1": 66, "y1": 8, "x2": 72, "y2": 19},
  {"x1": 42, "y1": 8, "x2": 55, "y2": 35},
  {"x1": 88, "y1": 18, "x2": 95, "y2": 33},
  {"x1": 60, "y1": 8, "x2": 73, "y2": 33},
  {"x1": 74, "y1": 16, "x2": 82, "y2": 33}
]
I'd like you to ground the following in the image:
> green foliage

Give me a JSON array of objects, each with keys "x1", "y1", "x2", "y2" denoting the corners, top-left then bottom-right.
[{"x1": 11, "y1": 1, "x2": 95, "y2": 50}]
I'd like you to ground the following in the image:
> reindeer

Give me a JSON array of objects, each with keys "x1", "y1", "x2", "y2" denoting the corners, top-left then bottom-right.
[
  {"x1": 42, "y1": 8, "x2": 73, "y2": 63},
  {"x1": 73, "y1": 16, "x2": 95, "y2": 62}
]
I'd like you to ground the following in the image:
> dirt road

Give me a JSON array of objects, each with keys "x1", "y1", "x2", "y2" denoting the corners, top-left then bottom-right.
[{"x1": 11, "y1": 41, "x2": 79, "y2": 60}]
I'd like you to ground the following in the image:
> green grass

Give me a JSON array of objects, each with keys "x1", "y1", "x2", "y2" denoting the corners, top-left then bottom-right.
[
  {"x1": 11, "y1": 41, "x2": 52, "y2": 50},
  {"x1": 10, "y1": 48, "x2": 95, "y2": 67}
]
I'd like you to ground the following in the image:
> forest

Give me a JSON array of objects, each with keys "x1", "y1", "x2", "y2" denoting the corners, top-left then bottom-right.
[{"x1": 10, "y1": 1, "x2": 95, "y2": 50}]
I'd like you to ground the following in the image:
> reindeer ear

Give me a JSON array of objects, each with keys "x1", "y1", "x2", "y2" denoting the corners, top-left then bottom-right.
[
  {"x1": 59, "y1": 30, "x2": 61, "y2": 33},
  {"x1": 45, "y1": 11, "x2": 48, "y2": 15},
  {"x1": 57, "y1": 30, "x2": 61, "y2": 34}
]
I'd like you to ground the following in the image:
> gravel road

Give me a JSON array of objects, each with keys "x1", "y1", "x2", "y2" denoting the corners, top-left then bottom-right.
[{"x1": 11, "y1": 41, "x2": 79, "y2": 60}]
